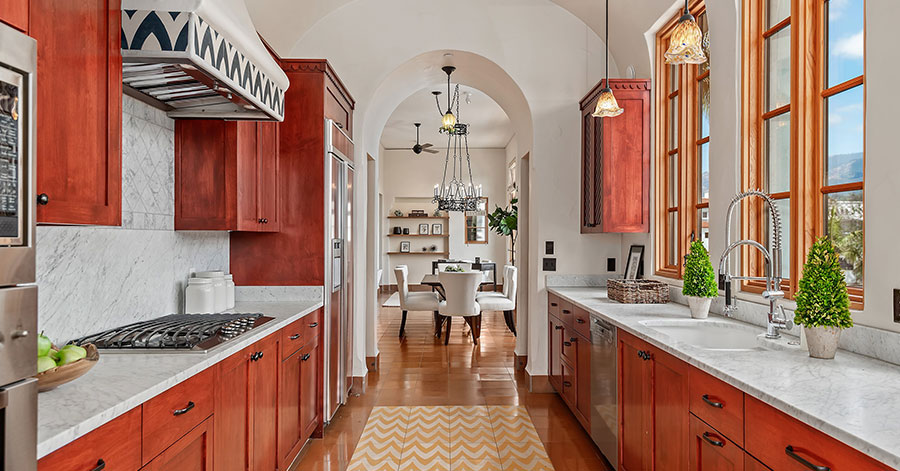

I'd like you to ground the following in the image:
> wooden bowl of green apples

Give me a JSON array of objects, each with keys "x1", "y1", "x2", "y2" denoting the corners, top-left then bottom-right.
[{"x1": 34, "y1": 333, "x2": 99, "y2": 392}]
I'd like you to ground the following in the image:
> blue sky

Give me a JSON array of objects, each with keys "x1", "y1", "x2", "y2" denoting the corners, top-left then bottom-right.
[{"x1": 826, "y1": 0, "x2": 865, "y2": 159}]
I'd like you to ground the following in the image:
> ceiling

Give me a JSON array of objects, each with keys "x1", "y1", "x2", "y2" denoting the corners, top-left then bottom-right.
[{"x1": 380, "y1": 85, "x2": 514, "y2": 150}]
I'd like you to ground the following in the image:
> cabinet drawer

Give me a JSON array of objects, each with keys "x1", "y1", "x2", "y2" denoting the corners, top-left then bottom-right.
[
  {"x1": 559, "y1": 300, "x2": 575, "y2": 326},
  {"x1": 561, "y1": 326, "x2": 578, "y2": 364},
  {"x1": 561, "y1": 360, "x2": 576, "y2": 406},
  {"x1": 548, "y1": 294, "x2": 561, "y2": 318},
  {"x1": 38, "y1": 407, "x2": 142, "y2": 471},
  {"x1": 689, "y1": 414, "x2": 743, "y2": 471},
  {"x1": 280, "y1": 311, "x2": 322, "y2": 360},
  {"x1": 142, "y1": 367, "x2": 214, "y2": 464},
  {"x1": 689, "y1": 367, "x2": 744, "y2": 446},
  {"x1": 304, "y1": 309, "x2": 321, "y2": 341},
  {"x1": 745, "y1": 395, "x2": 892, "y2": 471},
  {"x1": 572, "y1": 306, "x2": 591, "y2": 338},
  {"x1": 143, "y1": 416, "x2": 214, "y2": 471}
]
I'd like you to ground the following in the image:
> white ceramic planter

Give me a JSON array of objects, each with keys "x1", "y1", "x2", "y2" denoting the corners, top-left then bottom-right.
[
  {"x1": 804, "y1": 326, "x2": 842, "y2": 359},
  {"x1": 687, "y1": 296, "x2": 712, "y2": 319}
]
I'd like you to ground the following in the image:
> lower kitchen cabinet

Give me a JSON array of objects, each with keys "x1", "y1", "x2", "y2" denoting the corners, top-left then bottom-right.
[
  {"x1": 689, "y1": 414, "x2": 743, "y2": 471},
  {"x1": 547, "y1": 295, "x2": 591, "y2": 431},
  {"x1": 143, "y1": 417, "x2": 214, "y2": 471},
  {"x1": 299, "y1": 336, "x2": 321, "y2": 439},
  {"x1": 38, "y1": 407, "x2": 142, "y2": 471},
  {"x1": 618, "y1": 331, "x2": 652, "y2": 471},
  {"x1": 279, "y1": 334, "x2": 321, "y2": 470},
  {"x1": 548, "y1": 316, "x2": 563, "y2": 391}
]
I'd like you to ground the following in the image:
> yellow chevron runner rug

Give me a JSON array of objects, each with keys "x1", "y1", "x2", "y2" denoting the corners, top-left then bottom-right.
[{"x1": 347, "y1": 406, "x2": 554, "y2": 471}]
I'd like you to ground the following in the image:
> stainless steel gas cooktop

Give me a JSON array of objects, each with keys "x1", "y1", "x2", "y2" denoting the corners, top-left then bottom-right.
[{"x1": 71, "y1": 313, "x2": 275, "y2": 353}]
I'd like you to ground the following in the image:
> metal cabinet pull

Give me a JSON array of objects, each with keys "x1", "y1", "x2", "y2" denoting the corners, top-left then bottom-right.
[
  {"x1": 250, "y1": 352, "x2": 258, "y2": 361},
  {"x1": 258, "y1": 218, "x2": 264, "y2": 223},
  {"x1": 563, "y1": 381, "x2": 572, "y2": 387},
  {"x1": 569, "y1": 337, "x2": 577, "y2": 343},
  {"x1": 785, "y1": 446, "x2": 831, "y2": 471},
  {"x1": 563, "y1": 341, "x2": 572, "y2": 347},
  {"x1": 701, "y1": 432, "x2": 725, "y2": 448},
  {"x1": 290, "y1": 334, "x2": 301, "y2": 340},
  {"x1": 173, "y1": 401, "x2": 195, "y2": 416},
  {"x1": 554, "y1": 325, "x2": 563, "y2": 330},
  {"x1": 562, "y1": 309, "x2": 571, "y2": 314},
  {"x1": 550, "y1": 302, "x2": 558, "y2": 307},
  {"x1": 90, "y1": 459, "x2": 106, "y2": 471},
  {"x1": 37, "y1": 193, "x2": 49, "y2": 205},
  {"x1": 257, "y1": 352, "x2": 264, "y2": 360},
  {"x1": 702, "y1": 394, "x2": 724, "y2": 408},
  {"x1": 302, "y1": 353, "x2": 311, "y2": 361},
  {"x1": 308, "y1": 322, "x2": 318, "y2": 328},
  {"x1": 637, "y1": 350, "x2": 651, "y2": 361},
  {"x1": 576, "y1": 318, "x2": 585, "y2": 324}
]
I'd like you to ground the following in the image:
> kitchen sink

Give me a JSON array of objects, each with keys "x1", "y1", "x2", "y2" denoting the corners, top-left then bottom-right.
[{"x1": 639, "y1": 318, "x2": 765, "y2": 351}]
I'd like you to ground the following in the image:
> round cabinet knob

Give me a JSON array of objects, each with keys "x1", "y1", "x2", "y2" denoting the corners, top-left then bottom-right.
[
  {"x1": 37, "y1": 193, "x2": 49, "y2": 205},
  {"x1": 262, "y1": 218, "x2": 268, "y2": 224},
  {"x1": 11, "y1": 329, "x2": 29, "y2": 339}
]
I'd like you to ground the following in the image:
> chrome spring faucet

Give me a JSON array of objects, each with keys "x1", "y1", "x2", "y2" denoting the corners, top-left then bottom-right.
[{"x1": 718, "y1": 190, "x2": 793, "y2": 339}]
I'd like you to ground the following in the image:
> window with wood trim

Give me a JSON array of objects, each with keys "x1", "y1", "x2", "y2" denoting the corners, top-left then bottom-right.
[
  {"x1": 465, "y1": 197, "x2": 488, "y2": 244},
  {"x1": 742, "y1": 0, "x2": 865, "y2": 306},
  {"x1": 655, "y1": 1, "x2": 710, "y2": 278}
]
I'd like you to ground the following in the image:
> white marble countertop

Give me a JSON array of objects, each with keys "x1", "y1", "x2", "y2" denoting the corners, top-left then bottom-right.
[
  {"x1": 548, "y1": 287, "x2": 900, "y2": 468},
  {"x1": 37, "y1": 300, "x2": 323, "y2": 459}
]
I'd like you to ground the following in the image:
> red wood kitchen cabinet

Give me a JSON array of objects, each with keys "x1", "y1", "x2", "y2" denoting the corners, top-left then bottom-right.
[
  {"x1": 689, "y1": 414, "x2": 744, "y2": 471},
  {"x1": 547, "y1": 294, "x2": 591, "y2": 431},
  {"x1": 579, "y1": 79, "x2": 651, "y2": 233},
  {"x1": 618, "y1": 330, "x2": 689, "y2": 471},
  {"x1": 175, "y1": 120, "x2": 279, "y2": 232},
  {"x1": 0, "y1": 0, "x2": 28, "y2": 31},
  {"x1": 38, "y1": 407, "x2": 142, "y2": 471},
  {"x1": 31, "y1": 0, "x2": 122, "y2": 225},
  {"x1": 143, "y1": 417, "x2": 214, "y2": 471},
  {"x1": 279, "y1": 311, "x2": 323, "y2": 470},
  {"x1": 548, "y1": 315, "x2": 563, "y2": 391}
]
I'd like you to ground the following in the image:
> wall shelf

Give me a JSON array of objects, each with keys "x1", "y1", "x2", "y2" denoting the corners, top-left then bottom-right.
[
  {"x1": 387, "y1": 215, "x2": 449, "y2": 220},
  {"x1": 387, "y1": 251, "x2": 449, "y2": 256},
  {"x1": 387, "y1": 234, "x2": 448, "y2": 237}
]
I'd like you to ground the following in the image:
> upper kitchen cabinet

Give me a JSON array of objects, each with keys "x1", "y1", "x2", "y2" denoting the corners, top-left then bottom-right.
[
  {"x1": 580, "y1": 79, "x2": 650, "y2": 233},
  {"x1": 31, "y1": 0, "x2": 122, "y2": 225},
  {"x1": 0, "y1": 0, "x2": 28, "y2": 32},
  {"x1": 175, "y1": 120, "x2": 279, "y2": 232}
]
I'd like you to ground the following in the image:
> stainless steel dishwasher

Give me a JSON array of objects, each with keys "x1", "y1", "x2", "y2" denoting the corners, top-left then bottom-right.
[{"x1": 590, "y1": 314, "x2": 618, "y2": 469}]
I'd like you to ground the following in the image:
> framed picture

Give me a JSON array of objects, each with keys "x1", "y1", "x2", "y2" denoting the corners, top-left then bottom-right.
[
  {"x1": 431, "y1": 223, "x2": 443, "y2": 235},
  {"x1": 418, "y1": 223, "x2": 429, "y2": 235},
  {"x1": 624, "y1": 245, "x2": 645, "y2": 280},
  {"x1": 399, "y1": 241, "x2": 411, "y2": 253}
]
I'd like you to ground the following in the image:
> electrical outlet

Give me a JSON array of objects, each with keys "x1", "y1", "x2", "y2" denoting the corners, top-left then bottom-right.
[
  {"x1": 894, "y1": 289, "x2": 900, "y2": 323},
  {"x1": 545, "y1": 241, "x2": 554, "y2": 255},
  {"x1": 607, "y1": 258, "x2": 616, "y2": 272},
  {"x1": 543, "y1": 257, "x2": 556, "y2": 271}
]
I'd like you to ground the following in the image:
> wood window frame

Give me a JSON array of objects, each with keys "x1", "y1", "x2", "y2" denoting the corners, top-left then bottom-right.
[
  {"x1": 741, "y1": 0, "x2": 865, "y2": 308},
  {"x1": 654, "y1": 0, "x2": 708, "y2": 279}
]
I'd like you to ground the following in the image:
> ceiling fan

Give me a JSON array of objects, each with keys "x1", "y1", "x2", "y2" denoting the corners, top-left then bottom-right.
[{"x1": 412, "y1": 123, "x2": 438, "y2": 154}]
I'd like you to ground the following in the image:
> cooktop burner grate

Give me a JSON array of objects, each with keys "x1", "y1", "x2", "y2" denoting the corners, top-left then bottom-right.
[{"x1": 71, "y1": 313, "x2": 274, "y2": 352}]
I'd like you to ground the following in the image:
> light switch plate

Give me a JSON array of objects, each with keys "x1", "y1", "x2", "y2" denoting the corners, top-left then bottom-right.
[
  {"x1": 607, "y1": 258, "x2": 616, "y2": 272},
  {"x1": 545, "y1": 241, "x2": 554, "y2": 255},
  {"x1": 894, "y1": 289, "x2": 900, "y2": 323},
  {"x1": 543, "y1": 258, "x2": 556, "y2": 271}
]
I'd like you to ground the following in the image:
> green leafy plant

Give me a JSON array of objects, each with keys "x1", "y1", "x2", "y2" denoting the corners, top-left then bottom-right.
[
  {"x1": 444, "y1": 265, "x2": 465, "y2": 273},
  {"x1": 488, "y1": 198, "x2": 518, "y2": 265},
  {"x1": 682, "y1": 240, "x2": 718, "y2": 298},
  {"x1": 794, "y1": 237, "x2": 853, "y2": 329}
]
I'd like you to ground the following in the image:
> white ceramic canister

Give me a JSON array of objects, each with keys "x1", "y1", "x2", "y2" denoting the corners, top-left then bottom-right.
[
  {"x1": 185, "y1": 278, "x2": 216, "y2": 314},
  {"x1": 195, "y1": 271, "x2": 227, "y2": 313},
  {"x1": 224, "y1": 274, "x2": 235, "y2": 309}
]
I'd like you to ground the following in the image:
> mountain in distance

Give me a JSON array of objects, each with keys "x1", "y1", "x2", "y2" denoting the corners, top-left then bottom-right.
[{"x1": 827, "y1": 152, "x2": 863, "y2": 184}]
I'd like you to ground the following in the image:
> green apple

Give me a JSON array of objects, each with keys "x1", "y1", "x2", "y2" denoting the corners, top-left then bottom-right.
[
  {"x1": 48, "y1": 348, "x2": 59, "y2": 361},
  {"x1": 57, "y1": 345, "x2": 87, "y2": 365},
  {"x1": 37, "y1": 355, "x2": 57, "y2": 373},
  {"x1": 37, "y1": 333, "x2": 52, "y2": 357}
]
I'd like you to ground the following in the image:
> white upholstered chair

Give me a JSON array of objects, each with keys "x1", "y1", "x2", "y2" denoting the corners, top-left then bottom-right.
[
  {"x1": 394, "y1": 266, "x2": 440, "y2": 338},
  {"x1": 438, "y1": 271, "x2": 483, "y2": 345},
  {"x1": 476, "y1": 265, "x2": 518, "y2": 336}
]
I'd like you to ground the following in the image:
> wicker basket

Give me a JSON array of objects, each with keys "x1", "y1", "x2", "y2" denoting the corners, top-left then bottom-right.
[{"x1": 607, "y1": 279, "x2": 669, "y2": 304}]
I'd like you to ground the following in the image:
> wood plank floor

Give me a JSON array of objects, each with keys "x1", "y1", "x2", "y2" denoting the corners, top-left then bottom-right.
[{"x1": 289, "y1": 294, "x2": 613, "y2": 470}]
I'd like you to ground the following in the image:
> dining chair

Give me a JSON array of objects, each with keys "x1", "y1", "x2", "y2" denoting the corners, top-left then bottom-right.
[
  {"x1": 394, "y1": 266, "x2": 440, "y2": 338},
  {"x1": 475, "y1": 265, "x2": 518, "y2": 336},
  {"x1": 438, "y1": 271, "x2": 483, "y2": 345}
]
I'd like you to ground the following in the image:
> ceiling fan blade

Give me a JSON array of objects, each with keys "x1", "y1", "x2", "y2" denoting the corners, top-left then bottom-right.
[
  {"x1": 424, "y1": 148, "x2": 440, "y2": 154},
  {"x1": 420, "y1": 143, "x2": 433, "y2": 148}
]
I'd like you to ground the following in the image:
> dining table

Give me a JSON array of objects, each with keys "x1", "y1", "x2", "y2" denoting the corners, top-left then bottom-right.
[{"x1": 421, "y1": 273, "x2": 515, "y2": 338}]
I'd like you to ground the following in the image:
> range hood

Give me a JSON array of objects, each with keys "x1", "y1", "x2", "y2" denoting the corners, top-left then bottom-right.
[{"x1": 121, "y1": 0, "x2": 289, "y2": 120}]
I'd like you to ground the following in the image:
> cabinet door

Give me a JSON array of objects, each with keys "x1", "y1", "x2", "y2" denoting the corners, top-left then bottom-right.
[
  {"x1": 744, "y1": 454, "x2": 772, "y2": 471},
  {"x1": 548, "y1": 317, "x2": 563, "y2": 391},
  {"x1": 143, "y1": 417, "x2": 214, "y2": 471},
  {"x1": 32, "y1": 0, "x2": 122, "y2": 225},
  {"x1": 38, "y1": 407, "x2": 141, "y2": 471},
  {"x1": 250, "y1": 335, "x2": 280, "y2": 471},
  {"x1": 650, "y1": 347, "x2": 690, "y2": 470},
  {"x1": 560, "y1": 360, "x2": 576, "y2": 406},
  {"x1": 300, "y1": 337, "x2": 320, "y2": 440},
  {"x1": 214, "y1": 349, "x2": 251, "y2": 471},
  {"x1": 175, "y1": 120, "x2": 234, "y2": 230},
  {"x1": 689, "y1": 414, "x2": 743, "y2": 471},
  {"x1": 575, "y1": 332, "x2": 592, "y2": 425},
  {"x1": 0, "y1": 0, "x2": 28, "y2": 31},
  {"x1": 256, "y1": 121, "x2": 279, "y2": 232},
  {"x1": 235, "y1": 122, "x2": 261, "y2": 232},
  {"x1": 278, "y1": 348, "x2": 303, "y2": 470},
  {"x1": 619, "y1": 333, "x2": 651, "y2": 471}
]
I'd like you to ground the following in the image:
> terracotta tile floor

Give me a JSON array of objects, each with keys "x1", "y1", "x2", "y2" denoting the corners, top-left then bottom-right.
[{"x1": 289, "y1": 295, "x2": 613, "y2": 471}]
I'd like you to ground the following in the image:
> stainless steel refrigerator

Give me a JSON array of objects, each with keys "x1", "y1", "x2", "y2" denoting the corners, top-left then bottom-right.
[
  {"x1": 324, "y1": 119, "x2": 354, "y2": 422},
  {"x1": 0, "y1": 22, "x2": 38, "y2": 471}
]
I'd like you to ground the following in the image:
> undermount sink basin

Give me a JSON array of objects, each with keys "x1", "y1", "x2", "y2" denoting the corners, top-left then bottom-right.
[{"x1": 639, "y1": 319, "x2": 765, "y2": 351}]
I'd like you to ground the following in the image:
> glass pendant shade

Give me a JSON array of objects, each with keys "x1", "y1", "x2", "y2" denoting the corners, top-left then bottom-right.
[
  {"x1": 593, "y1": 88, "x2": 624, "y2": 118},
  {"x1": 665, "y1": 13, "x2": 707, "y2": 65},
  {"x1": 441, "y1": 111, "x2": 457, "y2": 132}
]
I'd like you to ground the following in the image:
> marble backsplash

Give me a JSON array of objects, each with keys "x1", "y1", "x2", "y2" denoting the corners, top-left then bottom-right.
[{"x1": 36, "y1": 96, "x2": 230, "y2": 341}]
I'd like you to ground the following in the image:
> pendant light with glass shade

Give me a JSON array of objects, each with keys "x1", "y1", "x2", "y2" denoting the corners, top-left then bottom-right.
[
  {"x1": 593, "y1": 0, "x2": 624, "y2": 118},
  {"x1": 664, "y1": 0, "x2": 707, "y2": 65},
  {"x1": 433, "y1": 66, "x2": 459, "y2": 133}
]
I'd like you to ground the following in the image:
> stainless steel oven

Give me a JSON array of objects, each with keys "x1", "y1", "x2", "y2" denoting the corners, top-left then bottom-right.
[{"x1": 0, "y1": 21, "x2": 37, "y2": 471}]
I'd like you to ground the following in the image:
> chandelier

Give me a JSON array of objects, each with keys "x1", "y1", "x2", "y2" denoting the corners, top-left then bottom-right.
[
  {"x1": 593, "y1": 0, "x2": 623, "y2": 118},
  {"x1": 433, "y1": 83, "x2": 482, "y2": 212},
  {"x1": 664, "y1": 0, "x2": 708, "y2": 65}
]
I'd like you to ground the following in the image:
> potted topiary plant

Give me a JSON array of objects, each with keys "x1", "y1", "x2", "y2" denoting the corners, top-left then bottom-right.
[
  {"x1": 794, "y1": 237, "x2": 853, "y2": 359},
  {"x1": 682, "y1": 240, "x2": 718, "y2": 319}
]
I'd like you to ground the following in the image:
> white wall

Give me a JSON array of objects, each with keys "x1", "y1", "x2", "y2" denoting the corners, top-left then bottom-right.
[{"x1": 380, "y1": 148, "x2": 508, "y2": 285}]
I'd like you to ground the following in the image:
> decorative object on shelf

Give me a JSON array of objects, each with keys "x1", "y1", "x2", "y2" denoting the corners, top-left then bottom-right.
[
  {"x1": 433, "y1": 209, "x2": 442, "y2": 217},
  {"x1": 607, "y1": 279, "x2": 669, "y2": 304},
  {"x1": 624, "y1": 245, "x2": 645, "y2": 280},
  {"x1": 418, "y1": 223, "x2": 429, "y2": 235},
  {"x1": 411, "y1": 123, "x2": 438, "y2": 154},
  {"x1": 403, "y1": 228, "x2": 410, "y2": 235},
  {"x1": 431, "y1": 223, "x2": 443, "y2": 235},
  {"x1": 793, "y1": 237, "x2": 853, "y2": 359},
  {"x1": 410, "y1": 209, "x2": 427, "y2": 217},
  {"x1": 429, "y1": 245, "x2": 437, "y2": 252},
  {"x1": 682, "y1": 239, "x2": 718, "y2": 319},
  {"x1": 664, "y1": 0, "x2": 708, "y2": 65},
  {"x1": 400, "y1": 241, "x2": 411, "y2": 253},
  {"x1": 393, "y1": 209, "x2": 404, "y2": 217},
  {"x1": 393, "y1": 226, "x2": 402, "y2": 234},
  {"x1": 444, "y1": 265, "x2": 465, "y2": 273},
  {"x1": 433, "y1": 66, "x2": 458, "y2": 133},
  {"x1": 433, "y1": 69, "x2": 483, "y2": 212},
  {"x1": 488, "y1": 197, "x2": 518, "y2": 265},
  {"x1": 422, "y1": 247, "x2": 428, "y2": 252},
  {"x1": 593, "y1": 0, "x2": 624, "y2": 118}
]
